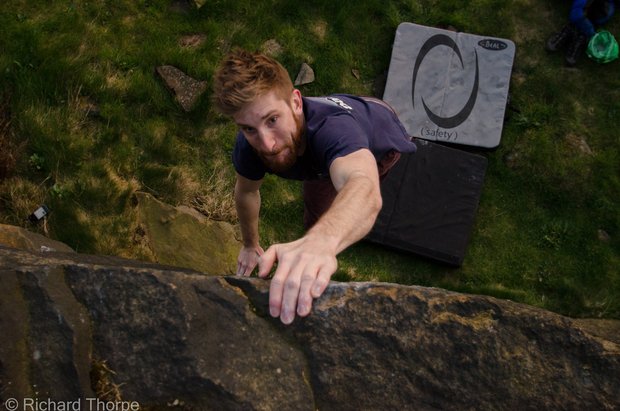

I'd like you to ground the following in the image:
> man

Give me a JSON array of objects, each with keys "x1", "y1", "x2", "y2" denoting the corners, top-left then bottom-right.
[
  {"x1": 212, "y1": 49, "x2": 416, "y2": 324},
  {"x1": 546, "y1": 0, "x2": 616, "y2": 65}
]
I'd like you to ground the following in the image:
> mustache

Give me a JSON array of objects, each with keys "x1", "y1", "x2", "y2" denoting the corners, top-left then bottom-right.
[{"x1": 260, "y1": 145, "x2": 287, "y2": 158}]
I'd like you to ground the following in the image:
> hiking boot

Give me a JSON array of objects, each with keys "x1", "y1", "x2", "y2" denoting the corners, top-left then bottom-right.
[
  {"x1": 546, "y1": 24, "x2": 575, "y2": 52},
  {"x1": 565, "y1": 32, "x2": 589, "y2": 66}
]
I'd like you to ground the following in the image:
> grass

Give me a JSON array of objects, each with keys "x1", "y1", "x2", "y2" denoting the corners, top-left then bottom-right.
[{"x1": 0, "y1": 0, "x2": 618, "y2": 319}]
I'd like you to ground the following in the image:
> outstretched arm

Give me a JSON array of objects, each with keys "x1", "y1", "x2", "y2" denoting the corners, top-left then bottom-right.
[
  {"x1": 258, "y1": 149, "x2": 382, "y2": 324},
  {"x1": 234, "y1": 173, "x2": 264, "y2": 276}
]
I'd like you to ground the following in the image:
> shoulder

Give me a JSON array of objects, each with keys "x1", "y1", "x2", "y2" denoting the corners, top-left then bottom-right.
[
  {"x1": 303, "y1": 95, "x2": 360, "y2": 121},
  {"x1": 232, "y1": 132, "x2": 265, "y2": 180},
  {"x1": 233, "y1": 131, "x2": 254, "y2": 157},
  {"x1": 304, "y1": 95, "x2": 365, "y2": 133}
]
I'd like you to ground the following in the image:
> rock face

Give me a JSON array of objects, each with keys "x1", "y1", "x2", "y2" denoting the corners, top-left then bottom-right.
[
  {"x1": 0, "y1": 224, "x2": 74, "y2": 253},
  {"x1": 135, "y1": 192, "x2": 240, "y2": 275},
  {"x1": 1, "y1": 245, "x2": 619, "y2": 410}
]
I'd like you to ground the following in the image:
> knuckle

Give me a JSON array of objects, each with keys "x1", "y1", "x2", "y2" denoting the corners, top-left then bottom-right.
[
  {"x1": 298, "y1": 291, "x2": 312, "y2": 305},
  {"x1": 270, "y1": 277, "x2": 284, "y2": 288},
  {"x1": 313, "y1": 279, "x2": 326, "y2": 290},
  {"x1": 285, "y1": 278, "x2": 300, "y2": 291},
  {"x1": 300, "y1": 273, "x2": 316, "y2": 284}
]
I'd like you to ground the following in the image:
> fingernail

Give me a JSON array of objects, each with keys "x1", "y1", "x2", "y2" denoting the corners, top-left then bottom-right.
[
  {"x1": 270, "y1": 306, "x2": 279, "y2": 318},
  {"x1": 281, "y1": 310, "x2": 293, "y2": 324},
  {"x1": 297, "y1": 304, "x2": 308, "y2": 316}
]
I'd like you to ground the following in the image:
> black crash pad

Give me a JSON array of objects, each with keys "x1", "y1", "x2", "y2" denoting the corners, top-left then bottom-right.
[{"x1": 366, "y1": 139, "x2": 487, "y2": 266}]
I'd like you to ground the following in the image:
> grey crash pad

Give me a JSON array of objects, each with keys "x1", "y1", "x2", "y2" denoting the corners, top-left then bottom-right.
[
  {"x1": 366, "y1": 139, "x2": 487, "y2": 266},
  {"x1": 383, "y1": 22, "x2": 515, "y2": 148}
]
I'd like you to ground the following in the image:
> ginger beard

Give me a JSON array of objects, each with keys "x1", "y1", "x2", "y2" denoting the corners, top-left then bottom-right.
[{"x1": 257, "y1": 106, "x2": 305, "y2": 173}]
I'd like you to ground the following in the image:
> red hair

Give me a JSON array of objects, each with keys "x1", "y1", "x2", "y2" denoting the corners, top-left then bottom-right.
[{"x1": 212, "y1": 49, "x2": 294, "y2": 116}]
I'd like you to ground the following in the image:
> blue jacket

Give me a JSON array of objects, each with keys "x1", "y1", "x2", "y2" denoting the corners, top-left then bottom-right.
[{"x1": 570, "y1": 0, "x2": 616, "y2": 37}]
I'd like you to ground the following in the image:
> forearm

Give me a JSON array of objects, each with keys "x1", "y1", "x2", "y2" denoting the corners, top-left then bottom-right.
[
  {"x1": 256, "y1": 150, "x2": 382, "y2": 324},
  {"x1": 234, "y1": 185, "x2": 261, "y2": 247},
  {"x1": 307, "y1": 172, "x2": 382, "y2": 255}
]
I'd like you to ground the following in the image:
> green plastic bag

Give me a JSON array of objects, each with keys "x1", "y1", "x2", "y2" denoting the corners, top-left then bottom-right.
[{"x1": 586, "y1": 30, "x2": 619, "y2": 63}]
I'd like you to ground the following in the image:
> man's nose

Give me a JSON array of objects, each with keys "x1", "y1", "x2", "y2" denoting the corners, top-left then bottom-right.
[{"x1": 257, "y1": 129, "x2": 277, "y2": 153}]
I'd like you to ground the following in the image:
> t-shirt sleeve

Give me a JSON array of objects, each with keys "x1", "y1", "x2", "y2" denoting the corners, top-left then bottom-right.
[
  {"x1": 312, "y1": 114, "x2": 370, "y2": 170},
  {"x1": 232, "y1": 132, "x2": 266, "y2": 181}
]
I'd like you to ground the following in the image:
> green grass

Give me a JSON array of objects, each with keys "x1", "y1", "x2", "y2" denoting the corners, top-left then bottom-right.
[{"x1": 0, "y1": 0, "x2": 618, "y2": 319}]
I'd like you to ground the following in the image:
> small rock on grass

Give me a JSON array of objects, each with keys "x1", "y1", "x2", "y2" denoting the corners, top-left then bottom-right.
[{"x1": 294, "y1": 63, "x2": 315, "y2": 86}]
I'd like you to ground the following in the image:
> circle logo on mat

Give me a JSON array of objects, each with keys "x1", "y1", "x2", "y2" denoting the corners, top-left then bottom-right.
[{"x1": 411, "y1": 34, "x2": 479, "y2": 129}]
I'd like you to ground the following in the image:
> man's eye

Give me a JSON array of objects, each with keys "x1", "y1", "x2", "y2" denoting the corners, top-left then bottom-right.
[
  {"x1": 243, "y1": 127, "x2": 256, "y2": 134},
  {"x1": 268, "y1": 116, "x2": 278, "y2": 125}
]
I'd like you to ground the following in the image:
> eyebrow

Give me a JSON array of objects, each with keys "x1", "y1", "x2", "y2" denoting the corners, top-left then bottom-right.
[{"x1": 236, "y1": 110, "x2": 279, "y2": 128}]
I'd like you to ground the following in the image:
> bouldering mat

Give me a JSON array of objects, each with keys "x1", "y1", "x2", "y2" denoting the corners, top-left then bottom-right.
[
  {"x1": 383, "y1": 22, "x2": 515, "y2": 148},
  {"x1": 366, "y1": 139, "x2": 487, "y2": 266}
]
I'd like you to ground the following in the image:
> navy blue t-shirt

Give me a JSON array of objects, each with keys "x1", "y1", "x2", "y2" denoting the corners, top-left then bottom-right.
[{"x1": 232, "y1": 94, "x2": 417, "y2": 181}]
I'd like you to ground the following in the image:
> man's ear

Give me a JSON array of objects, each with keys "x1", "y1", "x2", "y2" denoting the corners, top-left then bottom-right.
[{"x1": 291, "y1": 89, "x2": 303, "y2": 115}]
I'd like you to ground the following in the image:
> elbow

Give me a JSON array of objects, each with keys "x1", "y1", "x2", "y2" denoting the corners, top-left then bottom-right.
[
  {"x1": 356, "y1": 173, "x2": 383, "y2": 220},
  {"x1": 369, "y1": 186, "x2": 383, "y2": 223},
  {"x1": 373, "y1": 190, "x2": 383, "y2": 217},
  {"x1": 358, "y1": 188, "x2": 382, "y2": 239},
  {"x1": 359, "y1": 173, "x2": 382, "y2": 222}
]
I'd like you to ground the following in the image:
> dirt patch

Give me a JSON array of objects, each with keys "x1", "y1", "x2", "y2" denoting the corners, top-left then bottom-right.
[
  {"x1": 261, "y1": 39, "x2": 284, "y2": 57},
  {"x1": 310, "y1": 19, "x2": 328, "y2": 42},
  {"x1": 565, "y1": 133, "x2": 594, "y2": 156},
  {"x1": 179, "y1": 33, "x2": 207, "y2": 49}
]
